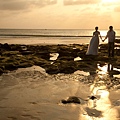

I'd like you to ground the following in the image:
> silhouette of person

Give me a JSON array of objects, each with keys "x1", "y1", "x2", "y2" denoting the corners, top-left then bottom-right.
[
  {"x1": 103, "y1": 26, "x2": 116, "y2": 57},
  {"x1": 86, "y1": 26, "x2": 102, "y2": 55}
]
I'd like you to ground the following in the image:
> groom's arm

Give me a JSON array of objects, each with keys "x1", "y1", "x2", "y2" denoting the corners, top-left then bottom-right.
[{"x1": 103, "y1": 32, "x2": 108, "y2": 42}]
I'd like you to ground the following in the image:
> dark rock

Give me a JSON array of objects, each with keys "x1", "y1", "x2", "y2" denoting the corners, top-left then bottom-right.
[
  {"x1": 34, "y1": 51, "x2": 50, "y2": 60},
  {"x1": 55, "y1": 60, "x2": 76, "y2": 74},
  {"x1": 0, "y1": 68, "x2": 3, "y2": 75},
  {"x1": 16, "y1": 62, "x2": 33, "y2": 68},
  {"x1": 89, "y1": 96, "x2": 97, "y2": 100},
  {"x1": 0, "y1": 43, "x2": 120, "y2": 88},
  {"x1": 4, "y1": 63, "x2": 17, "y2": 70},
  {"x1": 20, "y1": 51, "x2": 33, "y2": 55},
  {"x1": 10, "y1": 44, "x2": 21, "y2": 51},
  {"x1": 3, "y1": 43, "x2": 11, "y2": 50},
  {"x1": 115, "y1": 39, "x2": 120, "y2": 43},
  {"x1": 61, "y1": 96, "x2": 80, "y2": 104},
  {"x1": 2, "y1": 51, "x2": 20, "y2": 56},
  {"x1": 59, "y1": 66, "x2": 76, "y2": 74},
  {"x1": 58, "y1": 56, "x2": 74, "y2": 61},
  {"x1": 45, "y1": 65, "x2": 60, "y2": 74}
]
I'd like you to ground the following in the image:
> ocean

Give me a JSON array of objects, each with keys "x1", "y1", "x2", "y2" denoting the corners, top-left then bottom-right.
[{"x1": 0, "y1": 29, "x2": 120, "y2": 45}]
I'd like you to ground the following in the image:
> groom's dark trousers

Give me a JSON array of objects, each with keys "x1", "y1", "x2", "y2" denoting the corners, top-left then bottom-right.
[{"x1": 108, "y1": 42, "x2": 114, "y2": 57}]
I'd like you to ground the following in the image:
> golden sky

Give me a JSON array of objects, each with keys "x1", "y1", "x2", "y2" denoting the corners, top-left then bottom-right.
[{"x1": 0, "y1": 0, "x2": 120, "y2": 29}]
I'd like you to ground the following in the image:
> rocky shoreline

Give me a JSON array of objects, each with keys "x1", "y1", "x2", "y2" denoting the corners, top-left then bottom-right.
[
  {"x1": 0, "y1": 42, "x2": 120, "y2": 77},
  {"x1": 0, "y1": 42, "x2": 120, "y2": 120}
]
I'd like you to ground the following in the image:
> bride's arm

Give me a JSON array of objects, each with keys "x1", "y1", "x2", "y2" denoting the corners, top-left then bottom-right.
[
  {"x1": 103, "y1": 32, "x2": 108, "y2": 42},
  {"x1": 99, "y1": 32, "x2": 102, "y2": 40},
  {"x1": 100, "y1": 34, "x2": 102, "y2": 40}
]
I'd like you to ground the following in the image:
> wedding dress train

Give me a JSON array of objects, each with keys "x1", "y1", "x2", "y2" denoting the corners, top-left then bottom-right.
[{"x1": 86, "y1": 36, "x2": 99, "y2": 55}]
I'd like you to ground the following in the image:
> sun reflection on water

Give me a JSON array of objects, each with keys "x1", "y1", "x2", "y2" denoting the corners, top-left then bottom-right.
[
  {"x1": 97, "y1": 63, "x2": 120, "y2": 78},
  {"x1": 100, "y1": 30, "x2": 107, "y2": 37},
  {"x1": 79, "y1": 75, "x2": 119, "y2": 120},
  {"x1": 79, "y1": 63, "x2": 120, "y2": 119},
  {"x1": 97, "y1": 64, "x2": 108, "y2": 75},
  {"x1": 50, "y1": 53, "x2": 59, "y2": 61},
  {"x1": 74, "y1": 57, "x2": 82, "y2": 61}
]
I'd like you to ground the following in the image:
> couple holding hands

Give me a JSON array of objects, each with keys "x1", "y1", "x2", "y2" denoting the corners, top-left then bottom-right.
[{"x1": 86, "y1": 26, "x2": 116, "y2": 57}]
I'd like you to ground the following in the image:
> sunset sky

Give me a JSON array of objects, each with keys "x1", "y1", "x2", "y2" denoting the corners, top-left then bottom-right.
[{"x1": 0, "y1": 0, "x2": 120, "y2": 29}]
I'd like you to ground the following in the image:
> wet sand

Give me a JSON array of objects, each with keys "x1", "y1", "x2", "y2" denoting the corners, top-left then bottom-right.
[
  {"x1": 0, "y1": 41, "x2": 120, "y2": 120},
  {"x1": 0, "y1": 66, "x2": 120, "y2": 120}
]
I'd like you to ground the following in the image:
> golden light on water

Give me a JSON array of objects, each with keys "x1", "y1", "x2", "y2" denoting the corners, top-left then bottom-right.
[
  {"x1": 98, "y1": 64, "x2": 108, "y2": 75},
  {"x1": 97, "y1": 64, "x2": 120, "y2": 78},
  {"x1": 80, "y1": 78, "x2": 119, "y2": 120},
  {"x1": 100, "y1": 30, "x2": 107, "y2": 37},
  {"x1": 50, "y1": 53, "x2": 59, "y2": 61}
]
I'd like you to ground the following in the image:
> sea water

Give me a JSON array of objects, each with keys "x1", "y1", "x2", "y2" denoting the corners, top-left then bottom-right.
[{"x1": 0, "y1": 29, "x2": 120, "y2": 45}]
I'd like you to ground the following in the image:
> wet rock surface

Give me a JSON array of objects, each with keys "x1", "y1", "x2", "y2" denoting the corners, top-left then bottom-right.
[{"x1": 0, "y1": 43, "x2": 120, "y2": 85}]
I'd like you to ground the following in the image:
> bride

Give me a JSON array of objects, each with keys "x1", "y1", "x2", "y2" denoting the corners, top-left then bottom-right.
[{"x1": 86, "y1": 27, "x2": 102, "y2": 55}]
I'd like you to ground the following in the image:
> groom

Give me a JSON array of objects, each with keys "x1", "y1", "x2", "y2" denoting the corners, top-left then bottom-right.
[{"x1": 103, "y1": 26, "x2": 116, "y2": 57}]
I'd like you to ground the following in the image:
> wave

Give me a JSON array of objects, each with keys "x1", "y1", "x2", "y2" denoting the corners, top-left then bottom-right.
[
  {"x1": 0, "y1": 34, "x2": 120, "y2": 39},
  {"x1": 0, "y1": 34, "x2": 93, "y2": 38}
]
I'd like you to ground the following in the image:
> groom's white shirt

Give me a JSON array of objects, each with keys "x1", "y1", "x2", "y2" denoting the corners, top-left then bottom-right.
[{"x1": 106, "y1": 30, "x2": 116, "y2": 42}]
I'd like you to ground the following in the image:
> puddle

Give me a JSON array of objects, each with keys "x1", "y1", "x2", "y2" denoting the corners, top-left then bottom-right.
[
  {"x1": 97, "y1": 64, "x2": 108, "y2": 75},
  {"x1": 72, "y1": 63, "x2": 120, "y2": 78},
  {"x1": 74, "y1": 57, "x2": 82, "y2": 61},
  {"x1": 97, "y1": 63, "x2": 120, "y2": 78},
  {"x1": 50, "y1": 53, "x2": 59, "y2": 61},
  {"x1": 115, "y1": 47, "x2": 120, "y2": 49},
  {"x1": 112, "y1": 67, "x2": 120, "y2": 78},
  {"x1": 93, "y1": 87, "x2": 118, "y2": 119},
  {"x1": 74, "y1": 63, "x2": 120, "y2": 78},
  {"x1": 73, "y1": 48, "x2": 77, "y2": 49},
  {"x1": 80, "y1": 77, "x2": 119, "y2": 120}
]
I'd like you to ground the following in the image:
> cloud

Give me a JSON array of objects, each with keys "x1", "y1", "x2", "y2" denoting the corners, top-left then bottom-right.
[
  {"x1": 32, "y1": 0, "x2": 57, "y2": 8},
  {"x1": 0, "y1": 0, "x2": 57, "y2": 11},
  {"x1": 63, "y1": 0, "x2": 101, "y2": 5},
  {"x1": 0, "y1": 0, "x2": 29, "y2": 11}
]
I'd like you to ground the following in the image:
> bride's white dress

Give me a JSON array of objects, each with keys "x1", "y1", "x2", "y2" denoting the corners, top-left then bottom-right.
[{"x1": 86, "y1": 32, "x2": 100, "y2": 55}]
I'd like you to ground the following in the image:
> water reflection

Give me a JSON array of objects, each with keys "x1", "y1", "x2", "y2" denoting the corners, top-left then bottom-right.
[
  {"x1": 97, "y1": 64, "x2": 108, "y2": 75},
  {"x1": 89, "y1": 62, "x2": 98, "y2": 76},
  {"x1": 50, "y1": 53, "x2": 59, "y2": 61},
  {"x1": 78, "y1": 62, "x2": 120, "y2": 119},
  {"x1": 74, "y1": 62, "x2": 120, "y2": 78},
  {"x1": 97, "y1": 63, "x2": 120, "y2": 78},
  {"x1": 107, "y1": 63, "x2": 114, "y2": 77},
  {"x1": 79, "y1": 76, "x2": 119, "y2": 120},
  {"x1": 74, "y1": 57, "x2": 82, "y2": 61},
  {"x1": 107, "y1": 63, "x2": 120, "y2": 78}
]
